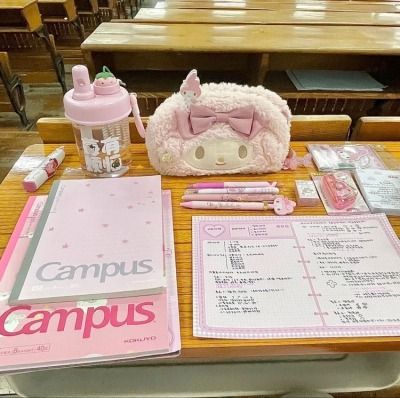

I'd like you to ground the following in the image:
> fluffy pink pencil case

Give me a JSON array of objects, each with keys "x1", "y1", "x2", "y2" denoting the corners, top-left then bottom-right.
[{"x1": 134, "y1": 70, "x2": 291, "y2": 176}]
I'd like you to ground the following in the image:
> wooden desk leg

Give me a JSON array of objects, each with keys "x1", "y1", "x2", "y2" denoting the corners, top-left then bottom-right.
[
  {"x1": 83, "y1": 50, "x2": 96, "y2": 78},
  {"x1": 72, "y1": 17, "x2": 85, "y2": 41},
  {"x1": 247, "y1": 53, "x2": 270, "y2": 86},
  {"x1": 34, "y1": 27, "x2": 67, "y2": 93},
  {"x1": 128, "y1": 0, "x2": 134, "y2": 17},
  {"x1": 94, "y1": 11, "x2": 102, "y2": 25},
  {"x1": 0, "y1": 67, "x2": 29, "y2": 127},
  {"x1": 117, "y1": 0, "x2": 128, "y2": 18}
]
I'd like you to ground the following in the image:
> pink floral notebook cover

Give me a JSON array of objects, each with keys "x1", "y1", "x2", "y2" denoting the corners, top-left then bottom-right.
[
  {"x1": 10, "y1": 176, "x2": 166, "y2": 304},
  {"x1": 0, "y1": 192, "x2": 180, "y2": 374}
]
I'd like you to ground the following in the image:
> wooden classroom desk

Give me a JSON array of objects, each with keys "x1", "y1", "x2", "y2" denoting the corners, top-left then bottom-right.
[
  {"x1": 2, "y1": 142, "x2": 400, "y2": 360},
  {"x1": 0, "y1": 0, "x2": 67, "y2": 92},
  {"x1": 81, "y1": 22, "x2": 400, "y2": 85},
  {"x1": 4, "y1": 141, "x2": 400, "y2": 396},
  {"x1": 154, "y1": 0, "x2": 400, "y2": 12},
  {"x1": 38, "y1": 0, "x2": 85, "y2": 41},
  {"x1": 0, "y1": 0, "x2": 42, "y2": 32},
  {"x1": 38, "y1": 0, "x2": 78, "y2": 22},
  {"x1": 134, "y1": 7, "x2": 400, "y2": 26}
]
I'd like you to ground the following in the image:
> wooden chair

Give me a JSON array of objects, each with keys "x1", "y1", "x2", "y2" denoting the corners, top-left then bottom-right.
[
  {"x1": 98, "y1": 0, "x2": 128, "y2": 19},
  {"x1": 36, "y1": 115, "x2": 351, "y2": 143},
  {"x1": 75, "y1": 0, "x2": 102, "y2": 31},
  {"x1": 0, "y1": 52, "x2": 29, "y2": 127},
  {"x1": 351, "y1": 117, "x2": 400, "y2": 141},
  {"x1": 291, "y1": 115, "x2": 352, "y2": 141}
]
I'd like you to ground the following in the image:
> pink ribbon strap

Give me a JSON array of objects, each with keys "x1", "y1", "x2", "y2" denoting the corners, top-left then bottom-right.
[{"x1": 176, "y1": 104, "x2": 264, "y2": 139}]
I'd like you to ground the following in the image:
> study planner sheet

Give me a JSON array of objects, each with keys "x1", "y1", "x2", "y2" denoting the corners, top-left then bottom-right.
[{"x1": 192, "y1": 214, "x2": 400, "y2": 339}]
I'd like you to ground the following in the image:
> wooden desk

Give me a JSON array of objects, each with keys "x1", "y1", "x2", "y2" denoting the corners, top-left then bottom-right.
[
  {"x1": 2, "y1": 142, "x2": 400, "y2": 396},
  {"x1": 0, "y1": 142, "x2": 400, "y2": 397},
  {"x1": 0, "y1": 0, "x2": 42, "y2": 32},
  {"x1": 155, "y1": 0, "x2": 400, "y2": 12},
  {"x1": 1, "y1": 141, "x2": 400, "y2": 356},
  {"x1": 0, "y1": 0, "x2": 67, "y2": 92},
  {"x1": 82, "y1": 22, "x2": 400, "y2": 86},
  {"x1": 135, "y1": 7, "x2": 400, "y2": 26},
  {"x1": 38, "y1": 0, "x2": 85, "y2": 41}
]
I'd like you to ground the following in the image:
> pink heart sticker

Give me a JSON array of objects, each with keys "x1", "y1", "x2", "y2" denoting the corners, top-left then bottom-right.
[{"x1": 204, "y1": 224, "x2": 225, "y2": 238}]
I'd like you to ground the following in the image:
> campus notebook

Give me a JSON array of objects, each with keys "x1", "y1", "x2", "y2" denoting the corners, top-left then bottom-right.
[
  {"x1": 0, "y1": 192, "x2": 180, "y2": 374},
  {"x1": 193, "y1": 214, "x2": 400, "y2": 339},
  {"x1": 9, "y1": 176, "x2": 166, "y2": 304}
]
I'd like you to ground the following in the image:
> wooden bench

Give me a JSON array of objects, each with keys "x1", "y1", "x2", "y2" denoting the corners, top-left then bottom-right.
[
  {"x1": 154, "y1": 0, "x2": 400, "y2": 12},
  {"x1": 0, "y1": 52, "x2": 29, "y2": 127},
  {"x1": 351, "y1": 117, "x2": 400, "y2": 140},
  {"x1": 134, "y1": 7, "x2": 400, "y2": 26},
  {"x1": 0, "y1": 0, "x2": 67, "y2": 93},
  {"x1": 38, "y1": 0, "x2": 85, "y2": 41},
  {"x1": 36, "y1": 115, "x2": 352, "y2": 143}
]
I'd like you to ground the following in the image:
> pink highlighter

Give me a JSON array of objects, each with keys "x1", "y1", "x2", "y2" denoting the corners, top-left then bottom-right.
[{"x1": 22, "y1": 147, "x2": 65, "y2": 192}]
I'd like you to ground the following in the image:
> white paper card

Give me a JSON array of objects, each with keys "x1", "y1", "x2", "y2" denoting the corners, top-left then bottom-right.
[{"x1": 193, "y1": 214, "x2": 400, "y2": 339}]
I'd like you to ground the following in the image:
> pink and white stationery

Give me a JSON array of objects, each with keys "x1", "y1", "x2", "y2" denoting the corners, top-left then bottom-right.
[
  {"x1": 353, "y1": 168, "x2": 400, "y2": 216},
  {"x1": 308, "y1": 144, "x2": 386, "y2": 171},
  {"x1": 10, "y1": 176, "x2": 166, "y2": 304},
  {"x1": 0, "y1": 192, "x2": 180, "y2": 373},
  {"x1": 188, "y1": 182, "x2": 277, "y2": 189},
  {"x1": 312, "y1": 172, "x2": 369, "y2": 215},
  {"x1": 193, "y1": 214, "x2": 400, "y2": 339}
]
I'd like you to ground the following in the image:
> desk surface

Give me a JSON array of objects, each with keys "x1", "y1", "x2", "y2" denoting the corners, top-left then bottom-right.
[
  {"x1": 1, "y1": 142, "x2": 400, "y2": 359},
  {"x1": 134, "y1": 7, "x2": 400, "y2": 26},
  {"x1": 155, "y1": 0, "x2": 400, "y2": 12},
  {"x1": 38, "y1": 0, "x2": 72, "y2": 3},
  {"x1": 0, "y1": 0, "x2": 37, "y2": 9},
  {"x1": 82, "y1": 22, "x2": 400, "y2": 55}
]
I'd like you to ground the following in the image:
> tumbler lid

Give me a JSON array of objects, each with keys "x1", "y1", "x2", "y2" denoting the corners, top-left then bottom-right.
[{"x1": 64, "y1": 65, "x2": 132, "y2": 126}]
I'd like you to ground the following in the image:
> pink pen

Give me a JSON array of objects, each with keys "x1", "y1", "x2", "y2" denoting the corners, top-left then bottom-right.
[
  {"x1": 188, "y1": 181, "x2": 277, "y2": 188},
  {"x1": 182, "y1": 193, "x2": 277, "y2": 202},
  {"x1": 185, "y1": 187, "x2": 279, "y2": 194},
  {"x1": 181, "y1": 197, "x2": 296, "y2": 215},
  {"x1": 181, "y1": 201, "x2": 267, "y2": 210}
]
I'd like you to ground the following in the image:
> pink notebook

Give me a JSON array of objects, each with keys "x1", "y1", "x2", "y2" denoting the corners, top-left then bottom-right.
[
  {"x1": 0, "y1": 192, "x2": 180, "y2": 374},
  {"x1": 10, "y1": 176, "x2": 166, "y2": 304}
]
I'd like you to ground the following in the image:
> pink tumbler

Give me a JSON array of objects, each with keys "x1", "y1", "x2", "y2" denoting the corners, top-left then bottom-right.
[{"x1": 64, "y1": 65, "x2": 145, "y2": 177}]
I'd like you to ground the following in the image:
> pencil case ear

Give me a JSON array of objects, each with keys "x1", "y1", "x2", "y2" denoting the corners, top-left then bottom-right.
[{"x1": 144, "y1": 70, "x2": 291, "y2": 176}]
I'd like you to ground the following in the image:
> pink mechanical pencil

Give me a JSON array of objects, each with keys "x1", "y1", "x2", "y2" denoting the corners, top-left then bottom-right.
[
  {"x1": 180, "y1": 198, "x2": 296, "y2": 215},
  {"x1": 185, "y1": 187, "x2": 279, "y2": 195},
  {"x1": 182, "y1": 193, "x2": 277, "y2": 202},
  {"x1": 181, "y1": 201, "x2": 268, "y2": 210},
  {"x1": 188, "y1": 181, "x2": 277, "y2": 189}
]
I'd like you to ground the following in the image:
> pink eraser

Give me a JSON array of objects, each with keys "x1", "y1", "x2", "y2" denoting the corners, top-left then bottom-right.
[{"x1": 295, "y1": 180, "x2": 320, "y2": 206}]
